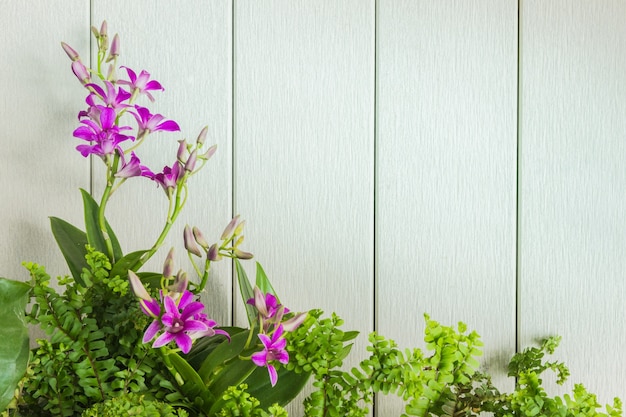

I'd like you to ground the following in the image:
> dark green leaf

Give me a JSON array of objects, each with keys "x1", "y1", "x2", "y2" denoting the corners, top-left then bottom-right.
[
  {"x1": 50, "y1": 216, "x2": 88, "y2": 286},
  {"x1": 0, "y1": 278, "x2": 31, "y2": 412},
  {"x1": 109, "y1": 250, "x2": 149, "y2": 281},
  {"x1": 255, "y1": 261, "x2": 278, "y2": 298},
  {"x1": 80, "y1": 189, "x2": 122, "y2": 262},
  {"x1": 198, "y1": 328, "x2": 252, "y2": 384},
  {"x1": 235, "y1": 259, "x2": 257, "y2": 326},
  {"x1": 245, "y1": 366, "x2": 311, "y2": 409}
]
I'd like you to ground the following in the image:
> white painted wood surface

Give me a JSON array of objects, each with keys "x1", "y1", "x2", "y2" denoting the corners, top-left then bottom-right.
[
  {"x1": 0, "y1": 1, "x2": 625, "y2": 414},
  {"x1": 519, "y1": 1, "x2": 626, "y2": 405},
  {"x1": 0, "y1": 2, "x2": 90, "y2": 281},
  {"x1": 90, "y1": 2, "x2": 234, "y2": 324},
  {"x1": 376, "y1": 1, "x2": 518, "y2": 414},
  {"x1": 234, "y1": 2, "x2": 374, "y2": 414}
]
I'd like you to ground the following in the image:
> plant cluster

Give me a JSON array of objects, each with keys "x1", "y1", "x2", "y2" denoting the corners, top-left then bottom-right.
[{"x1": 0, "y1": 21, "x2": 622, "y2": 417}]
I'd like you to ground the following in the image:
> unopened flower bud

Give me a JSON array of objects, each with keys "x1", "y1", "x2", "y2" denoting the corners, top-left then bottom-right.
[
  {"x1": 282, "y1": 312, "x2": 308, "y2": 332},
  {"x1": 169, "y1": 271, "x2": 188, "y2": 293},
  {"x1": 128, "y1": 270, "x2": 151, "y2": 301},
  {"x1": 200, "y1": 144, "x2": 217, "y2": 161},
  {"x1": 234, "y1": 248, "x2": 253, "y2": 260},
  {"x1": 99, "y1": 21, "x2": 108, "y2": 51},
  {"x1": 107, "y1": 33, "x2": 120, "y2": 62},
  {"x1": 208, "y1": 243, "x2": 222, "y2": 261},
  {"x1": 233, "y1": 220, "x2": 246, "y2": 237},
  {"x1": 185, "y1": 149, "x2": 197, "y2": 172},
  {"x1": 71, "y1": 60, "x2": 90, "y2": 84},
  {"x1": 163, "y1": 247, "x2": 175, "y2": 278},
  {"x1": 177, "y1": 140, "x2": 188, "y2": 163},
  {"x1": 61, "y1": 42, "x2": 80, "y2": 61},
  {"x1": 184, "y1": 225, "x2": 202, "y2": 257},
  {"x1": 192, "y1": 226, "x2": 210, "y2": 249},
  {"x1": 221, "y1": 215, "x2": 240, "y2": 240},
  {"x1": 196, "y1": 126, "x2": 208, "y2": 145},
  {"x1": 233, "y1": 235, "x2": 244, "y2": 248}
]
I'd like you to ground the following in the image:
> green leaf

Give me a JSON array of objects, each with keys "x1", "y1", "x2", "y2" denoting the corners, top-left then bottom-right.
[
  {"x1": 109, "y1": 250, "x2": 149, "y2": 281},
  {"x1": 235, "y1": 259, "x2": 257, "y2": 326},
  {"x1": 245, "y1": 366, "x2": 311, "y2": 410},
  {"x1": 80, "y1": 189, "x2": 122, "y2": 262},
  {"x1": 198, "y1": 328, "x2": 251, "y2": 384},
  {"x1": 50, "y1": 216, "x2": 88, "y2": 286},
  {"x1": 167, "y1": 352, "x2": 214, "y2": 408},
  {"x1": 0, "y1": 278, "x2": 31, "y2": 412},
  {"x1": 255, "y1": 261, "x2": 278, "y2": 298}
]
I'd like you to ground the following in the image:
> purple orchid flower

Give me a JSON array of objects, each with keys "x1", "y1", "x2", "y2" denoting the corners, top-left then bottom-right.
[
  {"x1": 146, "y1": 161, "x2": 185, "y2": 196},
  {"x1": 85, "y1": 81, "x2": 131, "y2": 113},
  {"x1": 151, "y1": 290, "x2": 208, "y2": 354},
  {"x1": 115, "y1": 151, "x2": 152, "y2": 179},
  {"x1": 247, "y1": 287, "x2": 289, "y2": 320},
  {"x1": 251, "y1": 325, "x2": 289, "y2": 387},
  {"x1": 73, "y1": 106, "x2": 134, "y2": 157},
  {"x1": 131, "y1": 105, "x2": 180, "y2": 138},
  {"x1": 118, "y1": 66, "x2": 164, "y2": 101}
]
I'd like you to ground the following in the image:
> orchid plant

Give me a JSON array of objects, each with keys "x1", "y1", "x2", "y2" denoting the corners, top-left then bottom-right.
[{"x1": 0, "y1": 21, "x2": 622, "y2": 417}]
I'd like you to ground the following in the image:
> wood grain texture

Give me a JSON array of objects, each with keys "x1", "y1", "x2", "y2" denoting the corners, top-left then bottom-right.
[
  {"x1": 376, "y1": 1, "x2": 518, "y2": 414},
  {"x1": 0, "y1": 1, "x2": 90, "y2": 281},
  {"x1": 91, "y1": 1, "x2": 233, "y2": 324},
  {"x1": 234, "y1": 1, "x2": 374, "y2": 414},
  {"x1": 519, "y1": 0, "x2": 626, "y2": 404}
]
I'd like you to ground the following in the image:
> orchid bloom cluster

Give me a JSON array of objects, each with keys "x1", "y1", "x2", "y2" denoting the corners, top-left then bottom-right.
[
  {"x1": 247, "y1": 287, "x2": 307, "y2": 386},
  {"x1": 128, "y1": 252, "x2": 228, "y2": 355},
  {"x1": 62, "y1": 21, "x2": 215, "y2": 267}
]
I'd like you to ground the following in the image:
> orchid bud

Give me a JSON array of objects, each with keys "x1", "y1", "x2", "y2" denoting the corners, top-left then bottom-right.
[
  {"x1": 196, "y1": 126, "x2": 208, "y2": 145},
  {"x1": 128, "y1": 270, "x2": 151, "y2": 301},
  {"x1": 233, "y1": 220, "x2": 246, "y2": 237},
  {"x1": 192, "y1": 226, "x2": 210, "y2": 249},
  {"x1": 61, "y1": 42, "x2": 80, "y2": 61},
  {"x1": 184, "y1": 225, "x2": 202, "y2": 257},
  {"x1": 234, "y1": 248, "x2": 253, "y2": 260},
  {"x1": 200, "y1": 144, "x2": 217, "y2": 161},
  {"x1": 169, "y1": 271, "x2": 188, "y2": 293},
  {"x1": 185, "y1": 149, "x2": 197, "y2": 172},
  {"x1": 163, "y1": 247, "x2": 175, "y2": 278},
  {"x1": 233, "y1": 235, "x2": 244, "y2": 248},
  {"x1": 99, "y1": 21, "x2": 108, "y2": 51},
  {"x1": 71, "y1": 60, "x2": 90, "y2": 84},
  {"x1": 282, "y1": 312, "x2": 308, "y2": 332},
  {"x1": 177, "y1": 140, "x2": 188, "y2": 163},
  {"x1": 221, "y1": 215, "x2": 240, "y2": 240},
  {"x1": 109, "y1": 34, "x2": 120, "y2": 59},
  {"x1": 208, "y1": 243, "x2": 222, "y2": 261}
]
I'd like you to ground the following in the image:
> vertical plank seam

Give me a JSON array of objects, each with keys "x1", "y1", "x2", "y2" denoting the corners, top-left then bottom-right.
[
  {"x1": 372, "y1": 0, "x2": 378, "y2": 416},
  {"x1": 231, "y1": 0, "x2": 237, "y2": 327},
  {"x1": 515, "y1": 0, "x2": 522, "y2": 355}
]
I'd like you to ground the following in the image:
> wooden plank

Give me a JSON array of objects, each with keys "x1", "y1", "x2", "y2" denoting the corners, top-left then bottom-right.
[
  {"x1": 90, "y1": 2, "x2": 233, "y2": 324},
  {"x1": 376, "y1": 1, "x2": 518, "y2": 414},
  {"x1": 234, "y1": 1, "x2": 375, "y2": 414},
  {"x1": 0, "y1": 2, "x2": 90, "y2": 281},
  {"x1": 519, "y1": 0, "x2": 626, "y2": 404}
]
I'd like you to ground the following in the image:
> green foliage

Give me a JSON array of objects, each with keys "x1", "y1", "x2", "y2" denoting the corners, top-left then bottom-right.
[
  {"x1": 80, "y1": 393, "x2": 188, "y2": 417},
  {"x1": 12, "y1": 248, "x2": 183, "y2": 417},
  {"x1": 0, "y1": 279, "x2": 31, "y2": 413},
  {"x1": 214, "y1": 385, "x2": 287, "y2": 417}
]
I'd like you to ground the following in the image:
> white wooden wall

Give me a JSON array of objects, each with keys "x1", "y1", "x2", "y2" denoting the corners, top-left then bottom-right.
[{"x1": 1, "y1": 1, "x2": 624, "y2": 415}]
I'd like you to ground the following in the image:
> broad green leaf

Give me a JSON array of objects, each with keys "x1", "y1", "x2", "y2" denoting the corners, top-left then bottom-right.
[
  {"x1": 167, "y1": 352, "x2": 214, "y2": 408},
  {"x1": 109, "y1": 250, "x2": 149, "y2": 281},
  {"x1": 186, "y1": 328, "x2": 242, "y2": 371},
  {"x1": 0, "y1": 278, "x2": 31, "y2": 412},
  {"x1": 198, "y1": 328, "x2": 251, "y2": 384},
  {"x1": 235, "y1": 259, "x2": 257, "y2": 326},
  {"x1": 50, "y1": 216, "x2": 88, "y2": 286},
  {"x1": 207, "y1": 356, "x2": 257, "y2": 403},
  {"x1": 255, "y1": 261, "x2": 278, "y2": 298},
  {"x1": 80, "y1": 189, "x2": 122, "y2": 262},
  {"x1": 244, "y1": 366, "x2": 311, "y2": 410}
]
